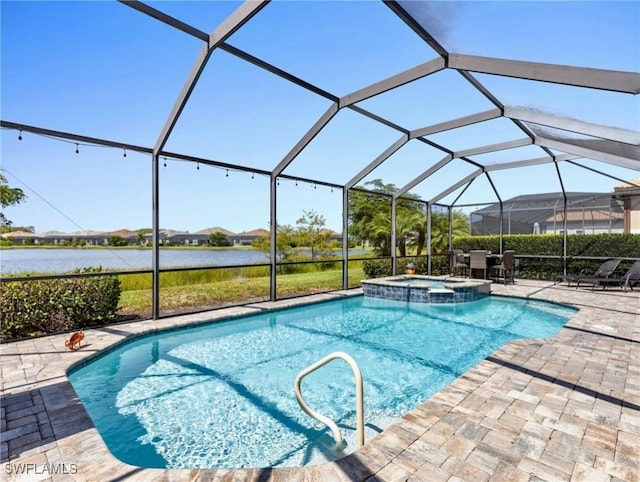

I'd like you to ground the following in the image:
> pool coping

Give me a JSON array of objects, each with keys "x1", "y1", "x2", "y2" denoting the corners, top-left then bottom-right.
[{"x1": 2, "y1": 280, "x2": 639, "y2": 481}]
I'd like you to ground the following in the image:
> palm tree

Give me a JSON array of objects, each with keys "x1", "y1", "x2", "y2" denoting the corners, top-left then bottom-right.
[{"x1": 430, "y1": 210, "x2": 469, "y2": 253}]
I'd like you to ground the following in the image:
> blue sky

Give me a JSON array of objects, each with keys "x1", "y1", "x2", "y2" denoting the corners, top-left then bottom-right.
[{"x1": 1, "y1": 1, "x2": 638, "y2": 234}]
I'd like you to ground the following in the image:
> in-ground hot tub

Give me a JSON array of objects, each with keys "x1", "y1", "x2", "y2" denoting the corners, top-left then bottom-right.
[{"x1": 361, "y1": 275, "x2": 491, "y2": 303}]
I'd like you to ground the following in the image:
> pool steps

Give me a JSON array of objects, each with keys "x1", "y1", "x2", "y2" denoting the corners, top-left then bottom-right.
[{"x1": 294, "y1": 352, "x2": 365, "y2": 453}]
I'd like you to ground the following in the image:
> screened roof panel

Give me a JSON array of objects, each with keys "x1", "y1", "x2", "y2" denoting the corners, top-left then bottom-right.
[
  {"x1": 164, "y1": 50, "x2": 332, "y2": 172},
  {"x1": 558, "y1": 159, "x2": 640, "y2": 193},
  {"x1": 425, "y1": 117, "x2": 527, "y2": 153},
  {"x1": 527, "y1": 124, "x2": 640, "y2": 164},
  {"x1": 226, "y1": 1, "x2": 438, "y2": 96},
  {"x1": 467, "y1": 144, "x2": 549, "y2": 167},
  {"x1": 473, "y1": 73, "x2": 640, "y2": 132},
  {"x1": 145, "y1": 1, "x2": 244, "y2": 34},
  {"x1": 398, "y1": 1, "x2": 640, "y2": 72},
  {"x1": 0, "y1": 1, "x2": 200, "y2": 146},
  {"x1": 280, "y1": 108, "x2": 401, "y2": 185},
  {"x1": 1, "y1": 0, "x2": 638, "y2": 234},
  {"x1": 400, "y1": 158, "x2": 480, "y2": 203},
  {"x1": 356, "y1": 69, "x2": 496, "y2": 131},
  {"x1": 487, "y1": 164, "x2": 565, "y2": 202},
  {"x1": 359, "y1": 140, "x2": 445, "y2": 190},
  {"x1": 436, "y1": 169, "x2": 497, "y2": 207}
]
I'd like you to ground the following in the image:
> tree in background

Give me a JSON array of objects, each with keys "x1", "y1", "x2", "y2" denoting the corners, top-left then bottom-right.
[
  {"x1": 208, "y1": 232, "x2": 230, "y2": 247},
  {"x1": 430, "y1": 210, "x2": 470, "y2": 254},
  {"x1": 108, "y1": 235, "x2": 128, "y2": 247},
  {"x1": 0, "y1": 172, "x2": 27, "y2": 230},
  {"x1": 348, "y1": 179, "x2": 426, "y2": 256},
  {"x1": 295, "y1": 210, "x2": 332, "y2": 260},
  {"x1": 251, "y1": 224, "x2": 296, "y2": 261}
]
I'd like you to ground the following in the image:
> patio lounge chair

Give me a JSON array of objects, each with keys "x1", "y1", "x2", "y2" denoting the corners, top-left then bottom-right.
[
  {"x1": 577, "y1": 259, "x2": 640, "y2": 291},
  {"x1": 556, "y1": 258, "x2": 621, "y2": 287}
]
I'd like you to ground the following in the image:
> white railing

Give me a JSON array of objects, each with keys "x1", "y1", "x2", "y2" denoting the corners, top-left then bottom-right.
[{"x1": 294, "y1": 351, "x2": 364, "y2": 452}]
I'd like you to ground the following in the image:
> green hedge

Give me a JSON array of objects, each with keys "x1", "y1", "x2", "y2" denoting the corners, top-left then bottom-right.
[
  {"x1": 362, "y1": 257, "x2": 434, "y2": 278},
  {"x1": 362, "y1": 234, "x2": 640, "y2": 281},
  {"x1": 454, "y1": 233, "x2": 640, "y2": 280},
  {"x1": 0, "y1": 275, "x2": 121, "y2": 341}
]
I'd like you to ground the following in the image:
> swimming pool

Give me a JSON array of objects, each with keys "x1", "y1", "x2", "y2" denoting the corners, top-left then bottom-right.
[{"x1": 68, "y1": 295, "x2": 576, "y2": 470}]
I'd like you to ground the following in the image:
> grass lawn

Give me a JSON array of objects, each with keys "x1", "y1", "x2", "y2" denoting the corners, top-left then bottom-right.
[{"x1": 118, "y1": 267, "x2": 365, "y2": 316}]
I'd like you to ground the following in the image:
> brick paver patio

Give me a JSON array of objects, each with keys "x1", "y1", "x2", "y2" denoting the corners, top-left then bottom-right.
[{"x1": 1, "y1": 280, "x2": 639, "y2": 481}]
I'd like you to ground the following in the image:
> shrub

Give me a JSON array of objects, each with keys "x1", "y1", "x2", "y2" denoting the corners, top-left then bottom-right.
[
  {"x1": 0, "y1": 275, "x2": 121, "y2": 341},
  {"x1": 363, "y1": 258, "x2": 392, "y2": 278}
]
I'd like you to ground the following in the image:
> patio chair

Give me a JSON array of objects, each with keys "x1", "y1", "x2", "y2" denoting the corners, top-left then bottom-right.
[
  {"x1": 490, "y1": 250, "x2": 515, "y2": 285},
  {"x1": 577, "y1": 259, "x2": 640, "y2": 291},
  {"x1": 556, "y1": 258, "x2": 621, "y2": 287},
  {"x1": 469, "y1": 250, "x2": 488, "y2": 279},
  {"x1": 450, "y1": 249, "x2": 469, "y2": 277}
]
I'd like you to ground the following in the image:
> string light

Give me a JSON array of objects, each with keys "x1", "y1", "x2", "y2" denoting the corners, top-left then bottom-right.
[
  {"x1": 18, "y1": 130, "x2": 22, "y2": 141},
  {"x1": 123, "y1": 147, "x2": 127, "y2": 158},
  {"x1": 251, "y1": 172, "x2": 254, "y2": 179},
  {"x1": 163, "y1": 157, "x2": 167, "y2": 168},
  {"x1": 75, "y1": 143, "x2": 79, "y2": 154},
  {"x1": 225, "y1": 169, "x2": 229, "y2": 177},
  {"x1": 196, "y1": 162, "x2": 200, "y2": 170}
]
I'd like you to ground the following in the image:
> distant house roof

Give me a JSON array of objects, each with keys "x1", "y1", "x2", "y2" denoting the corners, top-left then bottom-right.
[
  {"x1": 39, "y1": 230, "x2": 71, "y2": 237},
  {"x1": 237, "y1": 228, "x2": 269, "y2": 237},
  {"x1": 546, "y1": 210, "x2": 624, "y2": 222},
  {"x1": 194, "y1": 227, "x2": 236, "y2": 236},
  {"x1": 69, "y1": 230, "x2": 104, "y2": 236},
  {"x1": 103, "y1": 229, "x2": 139, "y2": 238},
  {"x1": 158, "y1": 229, "x2": 188, "y2": 237},
  {"x1": 614, "y1": 179, "x2": 640, "y2": 195},
  {"x1": 1, "y1": 230, "x2": 41, "y2": 238}
]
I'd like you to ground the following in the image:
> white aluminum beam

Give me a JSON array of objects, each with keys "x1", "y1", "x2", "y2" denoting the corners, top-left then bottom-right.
[
  {"x1": 395, "y1": 154, "x2": 453, "y2": 198},
  {"x1": 340, "y1": 57, "x2": 445, "y2": 107},
  {"x1": 429, "y1": 169, "x2": 483, "y2": 204},
  {"x1": 505, "y1": 106, "x2": 640, "y2": 145},
  {"x1": 153, "y1": 1, "x2": 269, "y2": 154},
  {"x1": 410, "y1": 108, "x2": 502, "y2": 139},
  {"x1": 535, "y1": 136, "x2": 640, "y2": 171},
  {"x1": 345, "y1": 135, "x2": 409, "y2": 190},
  {"x1": 272, "y1": 103, "x2": 339, "y2": 176},
  {"x1": 449, "y1": 54, "x2": 640, "y2": 94},
  {"x1": 484, "y1": 153, "x2": 579, "y2": 172},
  {"x1": 455, "y1": 138, "x2": 532, "y2": 158}
]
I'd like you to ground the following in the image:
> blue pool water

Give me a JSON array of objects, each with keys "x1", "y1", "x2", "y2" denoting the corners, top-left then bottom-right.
[{"x1": 68, "y1": 295, "x2": 576, "y2": 469}]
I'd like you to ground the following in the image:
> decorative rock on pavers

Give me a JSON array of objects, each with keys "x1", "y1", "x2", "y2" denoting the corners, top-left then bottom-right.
[{"x1": 1, "y1": 281, "x2": 639, "y2": 481}]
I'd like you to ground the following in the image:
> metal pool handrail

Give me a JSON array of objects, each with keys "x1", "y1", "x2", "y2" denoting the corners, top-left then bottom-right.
[{"x1": 294, "y1": 351, "x2": 365, "y2": 452}]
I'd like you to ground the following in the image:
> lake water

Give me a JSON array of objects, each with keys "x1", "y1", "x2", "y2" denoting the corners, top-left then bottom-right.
[
  {"x1": 0, "y1": 248, "x2": 270, "y2": 274},
  {"x1": 0, "y1": 248, "x2": 367, "y2": 275}
]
